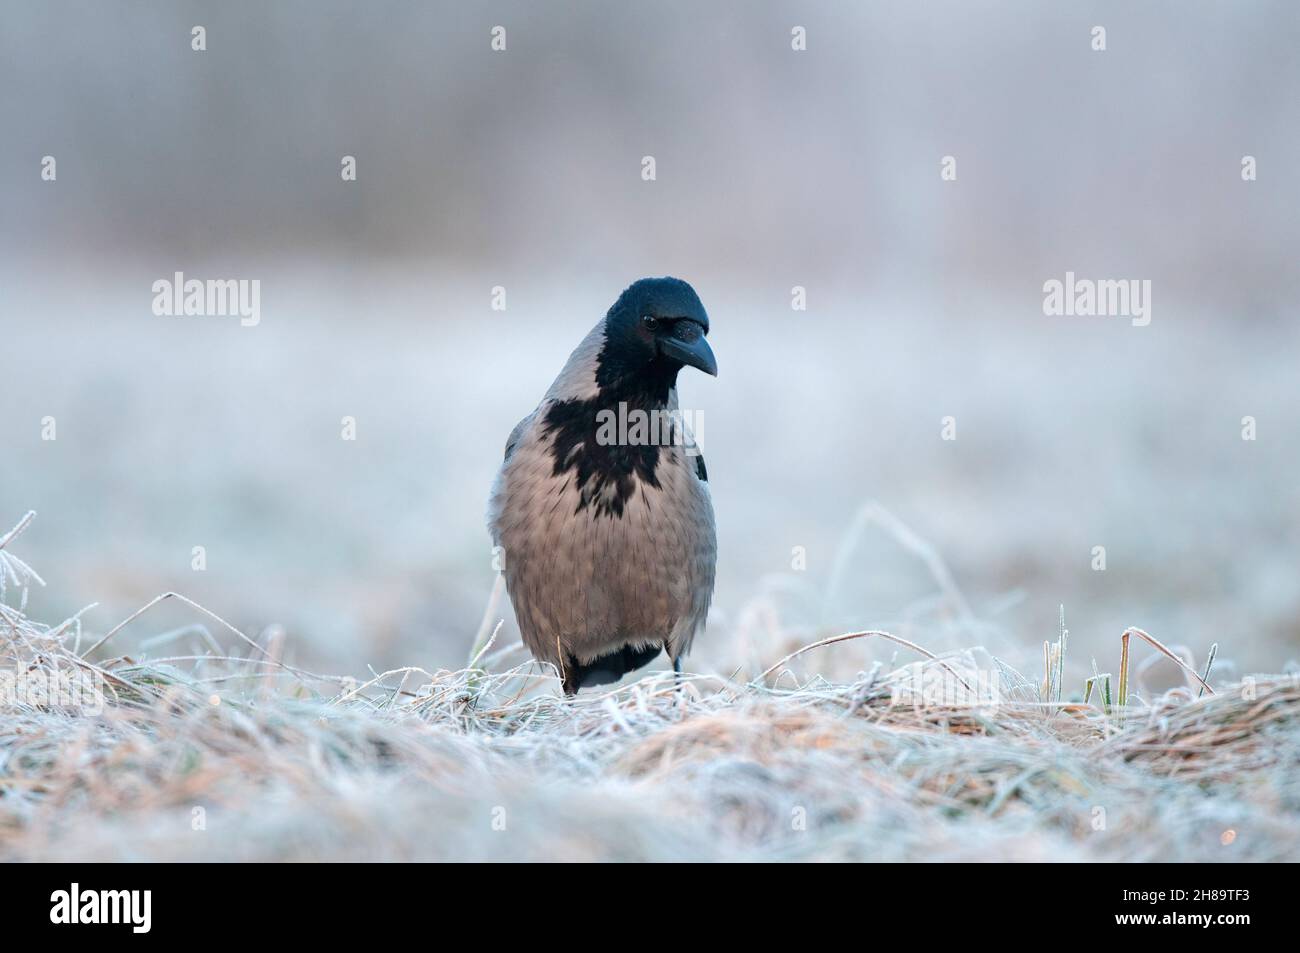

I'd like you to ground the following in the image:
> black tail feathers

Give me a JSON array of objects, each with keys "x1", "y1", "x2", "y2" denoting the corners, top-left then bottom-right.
[{"x1": 563, "y1": 642, "x2": 666, "y2": 695}]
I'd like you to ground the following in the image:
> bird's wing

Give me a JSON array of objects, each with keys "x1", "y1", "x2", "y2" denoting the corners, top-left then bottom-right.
[
  {"x1": 692, "y1": 451, "x2": 708, "y2": 482},
  {"x1": 503, "y1": 410, "x2": 536, "y2": 463}
]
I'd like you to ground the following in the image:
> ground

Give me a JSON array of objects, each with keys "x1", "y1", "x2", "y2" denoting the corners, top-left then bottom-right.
[{"x1": 3, "y1": 514, "x2": 1297, "y2": 862}]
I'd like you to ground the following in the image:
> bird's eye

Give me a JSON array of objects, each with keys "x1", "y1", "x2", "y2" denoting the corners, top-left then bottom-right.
[{"x1": 640, "y1": 315, "x2": 659, "y2": 331}]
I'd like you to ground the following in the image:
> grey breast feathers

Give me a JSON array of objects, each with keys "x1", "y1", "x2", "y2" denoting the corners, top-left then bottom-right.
[{"x1": 487, "y1": 396, "x2": 715, "y2": 672}]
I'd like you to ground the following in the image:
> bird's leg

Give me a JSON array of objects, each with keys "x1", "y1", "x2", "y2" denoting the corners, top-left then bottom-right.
[{"x1": 557, "y1": 637, "x2": 579, "y2": 696}]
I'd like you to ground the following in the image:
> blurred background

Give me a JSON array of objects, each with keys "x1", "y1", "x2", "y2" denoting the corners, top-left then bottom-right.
[{"x1": 2, "y1": 1, "x2": 1298, "y2": 688}]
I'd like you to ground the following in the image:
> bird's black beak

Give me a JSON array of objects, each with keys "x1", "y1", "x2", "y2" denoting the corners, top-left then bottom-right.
[{"x1": 659, "y1": 321, "x2": 718, "y2": 376}]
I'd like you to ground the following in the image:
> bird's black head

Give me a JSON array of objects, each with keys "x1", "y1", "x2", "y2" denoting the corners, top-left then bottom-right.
[{"x1": 595, "y1": 277, "x2": 717, "y2": 394}]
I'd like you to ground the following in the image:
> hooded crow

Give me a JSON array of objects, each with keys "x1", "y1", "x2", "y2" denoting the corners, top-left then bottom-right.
[{"x1": 488, "y1": 277, "x2": 717, "y2": 694}]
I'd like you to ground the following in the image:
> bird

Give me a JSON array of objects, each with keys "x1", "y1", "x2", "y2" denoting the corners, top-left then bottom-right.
[{"x1": 487, "y1": 277, "x2": 717, "y2": 695}]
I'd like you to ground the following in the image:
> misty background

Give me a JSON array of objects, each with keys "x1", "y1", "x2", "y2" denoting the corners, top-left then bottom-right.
[{"x1": 2, "y1": 1, "x2": 1298, "y2": 685}]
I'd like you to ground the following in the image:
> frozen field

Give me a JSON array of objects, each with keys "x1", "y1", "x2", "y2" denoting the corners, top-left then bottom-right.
[{"x1": 3, "y1": 261, "x2": 1296, "y2": 687}]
